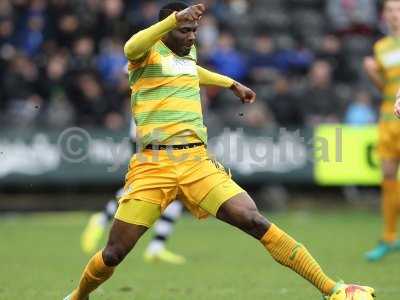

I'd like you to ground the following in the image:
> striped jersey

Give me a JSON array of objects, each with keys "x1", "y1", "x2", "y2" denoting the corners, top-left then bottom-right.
[
  {"x1": 374, "y1": 36, "x2": 400, "y2": 122},
  {"x1": 127, "y1": 40, "x2": 206, "y2": 147}
]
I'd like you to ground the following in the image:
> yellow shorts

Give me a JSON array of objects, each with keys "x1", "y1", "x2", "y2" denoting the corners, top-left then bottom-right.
[
  {"x1": 378, "y1": 121, "x2": 400, "y2": 160},
  {"x1": 115, "y1": 145, "x2": 245, "y2": 227}
]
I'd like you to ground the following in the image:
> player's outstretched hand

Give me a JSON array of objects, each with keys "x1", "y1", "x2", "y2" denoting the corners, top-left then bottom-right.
[
  {"x1": 230, "y1": 82, "x2": 256, "y2": 104},
  {"x1": 363, "y1": 56, "x2": 379, "y2": 73},
  {"x1": 176, "y1": 4, "x2": 205, "y2": 23},
  {"x1": 395, "y1": 89, "x2": 400, "y2": 118}
]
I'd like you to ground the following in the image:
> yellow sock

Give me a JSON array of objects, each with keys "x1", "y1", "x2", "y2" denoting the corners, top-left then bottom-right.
[
  {"x1": 382, "y1": 180, "x2": 399, "y2": 243},
  {"x1": 260, "y1": 224, "x2": 336, "y2": 295},
  {"x1": 72, "y1": 251, "x2": 114, "y2": 300}
]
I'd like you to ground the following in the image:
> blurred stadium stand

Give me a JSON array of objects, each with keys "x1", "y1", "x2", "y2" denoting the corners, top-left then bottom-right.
[
  {"x1": 0, "y1": 0, "x2": 386, "y2": 130},
  {"x1": 0, "y1": 0, "x2": 388, "y2": 209}
]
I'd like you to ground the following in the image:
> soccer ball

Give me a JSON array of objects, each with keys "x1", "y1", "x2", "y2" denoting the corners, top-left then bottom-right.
[{"x1": 328, "y1": 284, "x2": 375, "y2": 300}]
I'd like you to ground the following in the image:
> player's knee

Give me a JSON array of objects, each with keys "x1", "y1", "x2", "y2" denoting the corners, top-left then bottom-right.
[
  {"x1": 382, "y1": 169, "x2": 397, "y2": 180},
  {"x1": 242, "y1": 208, "x2": 270, "y2": 239},
  {"x1": 102, "y1": 245, "x2": 128, "y2": 267},
  {"x1": 381, "y1": 162, "x2": 399, "y2": 179}
]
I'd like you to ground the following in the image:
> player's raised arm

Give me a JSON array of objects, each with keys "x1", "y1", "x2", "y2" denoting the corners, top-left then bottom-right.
[
  {"x1": 124, "y1": 13, "x2": 177, "y2": 61},
  {"x1": 197, "y1": 65, "x2": 256, "y2": 104},
  {"x1": 124, "y1": 4, "x2": 205, "y2": 61},
  {"x1": 363, "y1": 56, "x2": 384, "y2": 91},
  {"x1": 197, "y1": 65, "x2": 234, "y2": 87}
]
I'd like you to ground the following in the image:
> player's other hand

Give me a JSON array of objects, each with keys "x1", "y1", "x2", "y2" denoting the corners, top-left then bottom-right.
[
  {"x1": 176, "y1": 4, "x2": 205, "y2": 23},
  {"x1": 395, "y1": 89, "x2": 400, "y2": 118},
  {"x1": 230, "y1": 82, "x2": 256, "y2": 104},
  {"x1": 363, "y1": 56, "x2": 379, "y2": 73}
]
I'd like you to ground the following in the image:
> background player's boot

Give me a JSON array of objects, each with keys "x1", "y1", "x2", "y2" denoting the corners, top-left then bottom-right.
[
  {"x1": 365, "y1": 240, "x2": 400, "y2": 262},
  {"x1": 81, "y1": 213, "x2": 106, "y2": 254},
  {"x1": 63, "y1": 291, "x2": 88, "y2": 300},
  {"x1": 323, "y1": 281, "x2": 375, "y2": 300},
  {"x1": 143, "y1": 248, "x2": 186, "y2": 265}
]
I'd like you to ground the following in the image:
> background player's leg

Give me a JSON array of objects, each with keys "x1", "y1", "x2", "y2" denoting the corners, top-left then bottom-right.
[
  {"x1": 216, "y1": 192, "x2": 336, "y2": 296},
  {"x1": 69, "y1": 219, "x2": 148, "y2": 300},
  {"x1": 81, "y1": 188, "x2": 123, "y2": 254},
  {"x1": 366, "y1": 159, "x2": 400, "y2": 261},
  {"x1": 144, "y1": 201, "x2": 186, "y2": 264}
]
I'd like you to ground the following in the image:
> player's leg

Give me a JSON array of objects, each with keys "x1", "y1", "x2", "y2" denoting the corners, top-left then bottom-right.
[
  {"x1": 213, "y1": 191, "x2": 374, "y2": 298},
  {"x1": 66, "y1": 220, "x2": 148, "y2": 300},
  {"x1": 214, "y1": 190, "x2": 338, "y2": 296},
  {"x1": 179, "y1": 147, "x2": 374, "y2": 299},
  {"x1": 80, "y1": 188, "x2": 123, "y2": 254},
  {"x1": 65, "y1": 199, "x2": 162, "y2": 300},
  {"x1": 365, "y1": 159, "x2": 400, "y2": 261},
  {"x1": 144, "y1": 200, "x2": 186, "y2": 264},
  {"x1": 182, "y1": 152, "x2": 337, "y2": 297}
]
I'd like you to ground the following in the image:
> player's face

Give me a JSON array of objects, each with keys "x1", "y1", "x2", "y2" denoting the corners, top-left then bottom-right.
[
  {"x1": 167, "y1": 21, "x2": 198, "y2": 56},
  {"x1": 384, "y1": 1, "x2": 400, "y2": 32}
]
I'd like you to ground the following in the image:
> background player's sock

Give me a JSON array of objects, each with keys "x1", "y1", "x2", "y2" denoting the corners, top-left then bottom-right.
[
  {"x1": 145, "y1": 201, "x2": 183, "y2": 255},
  {"x1": 72, "y1": 251, "x2": 114, "y2": 300},
  {"x1": 365, "y1": 180, "x2": 400, "y2": 261},
  {"x1": 382, "y1": 180, "x2": 399, "y2": 243},
  {"x1": 81, "y1": 199, "x2": 117, "y2": 254},
  {"x1": 260, "y1": 224, "x2": 336, "y2": 295},
  {"x1": 104, "y1": 199, "x2": 118, "y2": 222}
]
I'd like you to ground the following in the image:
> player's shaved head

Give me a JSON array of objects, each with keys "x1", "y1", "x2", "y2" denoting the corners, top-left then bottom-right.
[
  {"x1": 160, "y1": 1, "x2": 198, "y2": 57},
  {"x1": 159, "y1": 1, "x2": 189, "y2": 21}
]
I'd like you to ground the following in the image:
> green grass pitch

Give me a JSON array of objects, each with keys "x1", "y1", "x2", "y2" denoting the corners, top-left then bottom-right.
[{"x1": 1, "y1": 209, "x2": 399, "y2": 300}]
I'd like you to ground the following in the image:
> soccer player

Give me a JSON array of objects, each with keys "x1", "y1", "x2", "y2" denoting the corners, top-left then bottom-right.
[
  {"x1": 64, "y1": 3, "x2": 374, "y2": 300},
  {"x1": 364, "y1": 0, "x2": 400, "y2": 261},
  {"x1": 81, "y1": 121, "x2": 186, "y2": 264}
]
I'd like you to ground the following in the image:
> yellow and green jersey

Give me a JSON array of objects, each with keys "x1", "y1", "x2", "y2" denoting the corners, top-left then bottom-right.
[
  {"x1": 374, "y1": 36, "x2": 400, "y2": 122},
  {"x1": 124, "y1": 13, "x2": 233, "y2": 147},
  {"x1": 128, "y1": 41, "x2": 205, "y2": 146}
]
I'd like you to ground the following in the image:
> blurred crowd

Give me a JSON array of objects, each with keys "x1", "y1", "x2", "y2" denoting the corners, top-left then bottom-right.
[{"x1": 0, "y1": 0, "x2": 388, "y2": 131}]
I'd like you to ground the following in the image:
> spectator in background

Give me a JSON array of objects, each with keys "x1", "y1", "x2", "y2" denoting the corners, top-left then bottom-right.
[
  {"x1": 317, "y1": 34, "x2": 356, "y2": 82},
  {"x1": 248, "y1": 33, "x2": 313, "y2": 83},
  {"x1": 0, "y1": 2, "x2": 16, "y2": 101},
  {"x1": 128, "y1": 1, "x2": 160, "y2": 33},
  {"x1": 299, "y1": 60, "x2": 343, "y2": 126},
  {"x1": 67, "y1": 72, "x2": 108, "y2": 127},
  {"x1": 240, "y1": 101, "x2": 275, "y2": 129},
  {"x1": 103, "y1": 66, "x2": 130, "y2": 132},
  {"x1": 17, "y1": 14, "x2": 45, "y2": 56},
  {"x1": 41, "y1": 51, "x2": 74, "y2": 127},
  {"x1": 15, "y1": 0, "x2": 49, "y2": 56},
  {"x1": 197, "y1": 14, "x2": 219, "y2": 58},
  {"x1": 230, "y1": 0, "x2": 250, "y2": 14},
  {"x1": 345, "y1": 89, "x2": 377, "y2": 125},
  {"x1": 0, "y1": 0, "x2": 13, "y2": 19},
  {"x1": 0, "y1": 17, "x2": 17, "y2": 99},
  {"x1": 97, "y1": 38, "x2": 127, "y2": 87},
  {"x1": 70, "y1": 35, "x2": 96, "y2": 72},
  {"x1": 201, "y1": 0, "x2": 249, "y2": 23},
  {"x1": 1, "y1": 53, "x2": 43, "y2": 126},
  {"x1": 55, "y1": 13, "x2": 80, "y2": 48},
  {"x1": 267, "y1": 75, "x2": 304, "y2": 128},
  {"x1": 208, "y1": 31, "x2": 248, "y2": 82},
  {"x1": 0, "y1": 17, "x2": 16, "y2": 53},
  {"x1": 96, "y1": 0, "x2": 129, "y2": 39},
  {"x1": 326, "y1": 0, "x2": 378, "y2": 35},
  {"x1": 73, "y1": 0, "x2": 101, "y2": 38}
]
